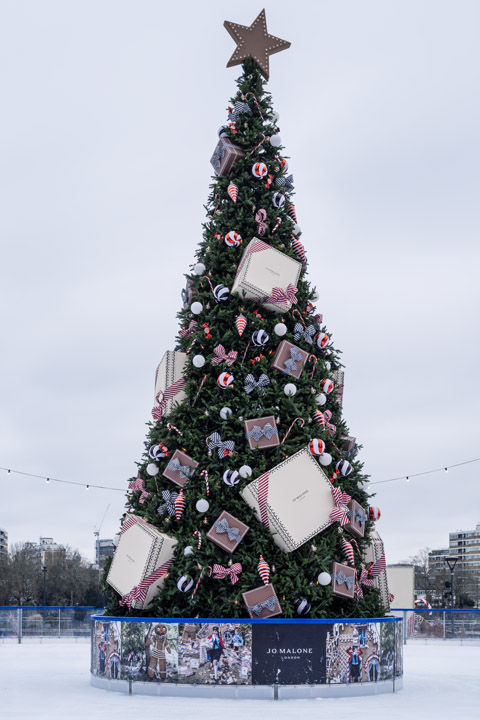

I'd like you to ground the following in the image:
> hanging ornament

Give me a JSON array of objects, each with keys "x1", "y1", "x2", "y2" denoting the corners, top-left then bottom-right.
[
  {"x1": 255, "y1": 209, "x2": 268, "y2": 236},
  {"x1": 291, "y1": 237, "x2": 306, "y2": 262},
  {"x1": 193, "y1": 530, "x2": 202, "y2": 549},
  {"x1": 217, "y1": 371, "x2": 234, "y2": 388},
  {"x1": 252, "y1": 329, "x2": 269, "y2": 346},
  {"x1": 270, "y1": 134, "x2": 282, "y2": 148},
  {"x1": 177, "y1": 575, "x2": 194, "y2": 593},
  {"x1": 287, "y1": 203, "x2": 297, "y2": 223},
  {"x1": 224, "y1": 231, "x2": 242, "y2": 247},
  {"x1": 316, "y1": 393, "x2": 327, "y2": 406},
  {"x1": 146, "y1": 463, "x2": 159, "y2": 476},
  {"x1": 272, "y1": 191, "x2": 285, "y2": 209},
  {"x1": 149, "y1": 442, "x2": 169, "y2": 460},
  {"x1": 220, "y1": 406, "x2": 233, "y2": 420},
  {"x1": 318, "y1": 571, "x2": 331, "y2": 586},
  {"x1": 193, "y1": 354, "x2": 206, "y2": 368},
  {"x1": 274, "y1": 322, "x2": 287, "y2": 337},
  {"x1": 191, "y1": 301, "x2": 203, "y2": 315},
  {"x1": 341, "y1": 536, "x2": 355, "y2": 566},
  {"x1": 184, "y1": 545, "x2": 194, "y2": 556},
  {"x1": 294, "y1": 598, "x2": 311, "y2": 616},
  {"x1": 293, "y1": 224, "x2": 302, "y2": 235},
  {"x1": 319, "y1": 453, "x2": 332, "y2": 466},
  {"x1": 280, "y1": 158, "x2": 288, "y2": 173},
  {"x1": 213, "y1": 284, "x2": 230, "y2": 302},
  {"x1": 316, "y1": 332, "x2": 329, "y2": 349},
  {"x1": 320, "y1": 379, "x2": 334, "y2": 394},
  {"x1": 325, "y1": 361, "x2": 331, "y2": 371},
  {"x1": 223, "y1": 469, "x2": 240, "y2": 486},
  {"x1": 252, "y1": 162, "x2": 268, "y2": 178},
  {"x1": 336, "y1": 459, "x2": 353, "y2": 477},
  {"x1": 239, "y1": 465, "x2": 252, "y2": 478},
  {"x1": 369, "y1": 506, "x2": 381, "y2": 521},
  {"x1": 175, "y1": 490, "x2": 186, "y2": 522},
  {"x1": 257, "y1": 555, "x2": 270, "y2": 585},
  {"x1": 193, "y1": 263, "x2": 206, "y2": 275},
  {"x1": 284, "y1": 382, "x2": 297, "y2": 396},
  {"x1": 227, "y1": 182, "x2": 238, "y2": 203},
  {"x1": 218, "y1": 125, "x2": 229, "y2": 137},
  {"x1": 312, "y1": 410, "x2": 325, "y2": 428},
  {"x1": 196, "y1": 498, "x2": 209, "y2": 513},
  {"x1": 235, "y1": 314, "x2": 247, "y2": 336},
  {"x1": 309, "y1": 438, "x2": 326, "y2": 456}
]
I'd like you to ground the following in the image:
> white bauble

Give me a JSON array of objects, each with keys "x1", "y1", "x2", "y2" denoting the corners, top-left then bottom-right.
[
  {"x1": 193, "y1": 354, "x2": 205, "y2": 368},
  {"x1": 270, "y1": 134, "x2": 282, "y2": 147},
  {"x1": 284, "y1": 383, "x2": 297, "y2": 396},
  {"x1": 220, "y1": 406, "x2": 233, "y2": 420},
  {"x1": 239, "y1": 465, "x2": 252, "y2": 479},
  {"x1": 183, "y1": 545, "x2": 194, "y2": 556},
  {"x1": 146, "y1": 463, "x2": 159, "y2": 476},
  {"x1": 272, "y1": 110, "x2": 280, "y2": 123},
  {"x1": 318, "y1": 572, "x2": 331, "y2": 586},
  {"x1": 315, "y1": 393, "x2": 327, "y2": 406},
  {"x1": 274, "y1": 322, "x2": 287, "y2": 337},
  {"x1": 194, "y1": 263, "x2": 206, "y2": 275},
  {"x1": 196, "y1": 498, "x2": 209, "y2": 513},
  {"x1": 191, "y1": 301, "x2": 203, "y2": 314},
  {"x1": 319, "y1": 453, "x2": 332, "y2": 466},
  {"x1": 293, "y1": 224, "x2": 302, "y2": 235},
  {"x1": 325, "y1": 362, "x2": 331, "y2": 371}
]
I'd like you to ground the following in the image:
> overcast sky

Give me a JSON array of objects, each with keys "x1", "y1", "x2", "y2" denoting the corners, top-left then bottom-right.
[{"x1": 1, "y1": 0, "x2": 479, "y2": 568}]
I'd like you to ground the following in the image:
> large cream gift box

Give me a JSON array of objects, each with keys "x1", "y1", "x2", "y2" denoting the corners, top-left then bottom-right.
[
  {"x1": 240, "y1": 447, "x2": 335, "y2": 552},
  {"x1": 153, "y1": 350, "x2": 187, "y2": 418},
  {"x1": 107, "y1": 516, "x2": 177, "y2": 610},
  {"x1": 362, "y1": 530, "x2": 391, "y2": 611}
]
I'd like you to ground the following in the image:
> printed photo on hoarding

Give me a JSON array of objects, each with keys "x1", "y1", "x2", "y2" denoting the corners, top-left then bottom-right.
[
  {"x1": 121, "y1": 622, "x2": 178, "y2": 682},
  {"x1": 92, "y1": 620, "x2": 122, "y2": 678},
  {"x1": 178, "y1": 622, "x2": 252, "y2": 684},
  {"x1": 326, "y1": 622, "x2": 381, "y2": 683}
]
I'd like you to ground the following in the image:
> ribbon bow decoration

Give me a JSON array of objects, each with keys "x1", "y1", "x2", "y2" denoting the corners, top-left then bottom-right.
[
  {"x1": 207, "y1": 432, "x2": 235, "y2": 459},
  {"x1": 128, "y1": 477, "x2": 150, "y2": 505},
  {"x1": 284, "y1": 346, "x2": 303, "y2": 375},
  {"x1": 248, "y1": 595, "x2": 279, "y2": 616},
  {"x1": 269, "y1": 284, "x2": 298, "y2": 306},
  {"x1": 211, "y1": 144, "x2": 225, "y2": 170},
  {"x1": 212, "y1": 562, "x2": 243, "y2": 585},
  {"x1": 246, "y1": 423, "x2": 278, "y2": 442},
  {"x1": 157, "y1": 489, "x2": 179, "y2": 517},
  {"x1": 329, "y1": 486, "x2": 352, "y2": 526},
  {"x1": 255, "y1": 209, "x2": 268, "y2": 236},
  {"x1": 167, "y1": 457, "x2": 194, "y2": 479},
  {"x1": 274, "y1": 174, "x2": 294, "y2": 189},
  {"x1": 332, "y1": 570, "x2": 355, "y2": 590},
  {"x1": 244, "y1": 373, "x2": 270, "y2": 395},
  {"x1": 119, "y1": 557, "x2": 174, "y2": 609},
  {"x1": 293, "y1": 322, "x2": 316, "y2": 344},
  {"x1": 152, "y1": 377, "x2": 187, "y2": 421},
  {"x1": 211, "y1": 344, "x2": 237, "y2": 366},
  {"x1": 214, "y1": 517, "x2": 244, "y2": 543},
  {"x1": 355, "y1": 566, "x2": 376, "y2": 599},
  {"x1": 228, "y1": 101, "x2": 252, "y2": 122},
  {"x1": 348, "y1": 507, "x2": 368, "y2": 527},
  {"x1": 323, "y1": 410, "x2": 337, "y2": 436},
  {"x1": 178, "y1": 320, "x2": 198, "y2": 338}
]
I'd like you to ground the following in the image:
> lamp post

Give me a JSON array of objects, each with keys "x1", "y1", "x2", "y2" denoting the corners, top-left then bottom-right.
[
  {"x1": 42, "y1": 565, "x2": 48, "y2": 606},
  {"x1": 444, "y1": 556, "x2": 458, "y2": 638}
]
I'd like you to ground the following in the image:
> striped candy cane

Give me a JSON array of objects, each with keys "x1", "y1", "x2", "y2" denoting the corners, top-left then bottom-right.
[
  {"x1": 192, "y1": 374, "x2": 208, "y2": 406},
  {"x1": 185, "y1": 338, "x2": 197, "y2": 355},
  {"x1": 245, "y1": 92, "x2": 264, "y2": 121},
  {"x1": 281, "y1": 417, "x2": 305, "y2": 445},
  {"x1": 193, "y1": 530, "x2": 202, "y2": 550},
  {"x1": 167, "y1": 423, "x2": 183, "y2": 436},
  {"x1": 272, "y1": 217, "x2": 282, "y2": 234},
  {"x1": 200, "y1": 275, "x2": 214, "y2": 294},
  {"x1": 308, "y1": 354, "x2": 318, "y2": 379},
  {"x1": 200, "y1": 470, "x2": 209, "y2": 496},
  {"x1": 241, "y1": 341, "x2": 251, "y2": 365},
  {"x1": 246, "y1": 133, "x2": 266, "y2": 158},
  {"x1": 292, "y1": 309, "x2": 305, "y2": 327},
  {"x1": 192, "y1": 565, "x2": 212, "y2": 598}
]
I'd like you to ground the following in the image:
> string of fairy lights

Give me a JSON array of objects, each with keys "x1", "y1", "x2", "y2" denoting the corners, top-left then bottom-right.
[{"x1": 1, "y1": 457, "x2": 479, "y2": 494}]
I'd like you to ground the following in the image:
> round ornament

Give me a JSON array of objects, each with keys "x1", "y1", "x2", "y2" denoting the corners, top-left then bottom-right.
[
  {"x1": 252, "y1": 162, "x2": 268, "y2": 179},
  {"x1": 325, "y1": 362, "x2": 331, "y2": 371},
  {"x1": 270, "y1": 134, "x2": 282, "y2": 148},
  {"x1": 320, "y1": 378, "x2": 334, "y2": 394},
  {"x1": 192, "y1": 354, "x2": 205, "y2": 368},
  {"x1": 217, "y1": 372, "x2": 234, "y2": 388},
  {"x1": 294, "y1": 598, "x2": 311, "y2": 616},
  {"x1": 223, "y1": 469, "x2": 240, "y2": 486},
  {"x1": 274, "y1": 322, "x2": 287, "y2": 337},
  {"x1": 336, "y1": 459, "x2": 353, "y2": 477},
  {"x1": 177, "y1": 575, "x2": 194, "y2": 593},
  {"x1": 319, "y1": 453, "x2": 332, "y2": 466},
  {"x1": 280, "y1": 158, "x2": 288, "y2": 173},
  {"x1": 309, "y1": 438, "x2": 326, "y2": 456},
  {"x1": 191, "y1": 301, "x2": 203, "y2": 315},
  {"x1": 284, "y1": 382, "x2": 297, "y2": 396},
  {"x1": 293, "y1": 224, "x2": 302, "y2": 235},
  {"x1": 220, "y1": 406, "x2": 233, "y2": 420},
  {"x1": 196, "y1": 498, "x2": 209, "y2": 513},
  {"x1": 252, "y1": 329, "x2": 269, "y2": 346},
  {"x1": 149, "y1": 443, "x2": 168, "y2": 460},
  {"x1": 239, "y1": 465, "x2": 252, "y2": 479},
  {"x1": 194, "y1": 263, "x2": 206, "y2": 275},
  {"x1": 183, "y1": 546, "x2": 194, "y2": 556},
  {"x1": 318, "y1": 571, "x2": 331, "y2": 586},
  {"x1": 218, "y1": 126, "x2": 229, "y2": 137},
  {"x1": 146, "y1": 463, "x2": 159, "y2": 476},
  {"x1": 272, "y1": 191, "x2": 285, "y2": 209},
  {"x1": 316, "y1": 332, "x2": 329, "y2": 349},
  {"x1": 369, "y1": 506, "x2": 381, "y2": 521},
  {"x1": 224, "y1": 230, "x2": 242, "y2": 247},
  {"x1": 213, "y1": 284, "x2": 229, "y2": 302},
  {"x1": 315, "y1": 393, "x2": 327, "y2": 406}
]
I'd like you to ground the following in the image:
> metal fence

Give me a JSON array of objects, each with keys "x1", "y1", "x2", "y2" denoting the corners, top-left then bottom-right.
[
  {"x1": 0, "y1": 606, "x2": 102, "y2": 642},
  {"x1": 391, "y1": 608, "x2": 480, "y2": 643}
]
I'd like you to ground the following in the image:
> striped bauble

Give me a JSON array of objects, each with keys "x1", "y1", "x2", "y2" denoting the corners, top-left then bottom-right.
[
  {"x1": 294, "y1": 598, "x2": 311, "y2": 616},
  {"x1": 252, "y1": 329, "x2": 269, "y2": 346},
  {"x1": 320, "y1": 378, "x2": 334, "y2": 394},
  {"x1": 252, "y1": 162, "x2": 268, "y2": 178},
  {"x1": 177, "y1": 575, "x2": 194, "y2": 593},
  {"x1": 309, "y1": 438, "x2": 325, "y2": 456},
  {"x1": 316, "y1": 332, "x2": 329, "y2": 349},
  {"x1": 224, "y1": 230, "x2": 242, "y2": 247},
  {"x1": 336, "y1": 459, "x2": 353, "y2": 477},
  {"x1": 217, "y1": 372, "x2": 234, "y2": 388},
  {"x1": 272, "y1": 191, "x2": 285, "y2": 209},
  {"x1": 369, "y1": 506, "x2": 381, "y2": 521},
  {"x1": 213, "y1": 284, "x2": 229, "y2": 302},
  {"x1": 223, "y1": 469, "x2": 240, "y2": 486}
]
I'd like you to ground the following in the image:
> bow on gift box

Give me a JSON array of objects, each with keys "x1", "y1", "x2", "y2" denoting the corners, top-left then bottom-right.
[
  {"x1": 255, "y1": 209, "x2": 268, "y2": 236},
  {"x1": 211, "y1": 344, "x2": 237, "y2": 366},
  {"x1": 355, "y1": 566, "x2": 375, "y2": 598},
  {"x1": 244, "y1": 373, "x2": 270, "y2": 395},
  {"x1": 128, "y1": 477, "x2": 150, "y2": 505},
  {"x1": 274, "y1": 174, "x2": 294, "y2": 189},
  {"x1": 152, "y1": 377, "x2": 187, "y2": 421},
  {"x1": 248, "y1": 595, "x2": 279, "y2": 616},
  {"x1": 348, "y1": 507, "x2": 368, "y2": 527},
  {"x1": 214, "y1": 517, "x2": 244, "y2": 543},
  {"x1": 207, "y1": 432, "x2": 235, "y2": 459},
  {"x1": 284, "y1": 346, "x2": 303, "y2": 375},
  {"x1": 332, "y1": 570, "x2": 355, "y2": 590},
  {"x1": 212, "y1": 562, "x2": 243, "y2": 585},
  {"x1": 324, "y1": 410, "x2": 337, "y2": 436},
  {"x1": 293, "y1": 322, "x2": 316, "y2": 344},
  {"x1": 179, "y1": 320, "x2": 198, "y2": 338},
  {"x1": 329, "y1": 486, "x2": 352, "y2": 526},
  {"x1": 228, "y1": 101, "x2": 252, "y2": 122},
  {"x1": 157, "y1": 489, "x2": 179, "y2": 517},
  {"x1": 211, "y1": 144, "x2": 225, "y2": 169},
  {"x1": 269, "y1": 284, "x2": 298, "y2": 306},
  {"x1": 167, "y1": 457, "x2": 194, "y2": 479},
  {"x1": 119, "y1": 557, "x2": 174, "y2": 609},
  {"x1": 246, "y1": 423, "x2": 278, "y2": 442}
]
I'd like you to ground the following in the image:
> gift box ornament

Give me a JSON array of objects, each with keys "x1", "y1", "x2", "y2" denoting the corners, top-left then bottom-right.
[
  {"x1": 330, "y1": 562, "x2": 356, "y2": 599},
  {"x1": 345, "y1": 499, "x2": 367, "y2": 538},
  {"x1": 242, "y1": 583, "x2": 282, "y2": 619},
  {"x1": 231, "y1": 238, "x2": 302, "y2": 314},
  {"x1": 162, "y1": 449, "x2": 199, "y2": 487},
  {"x1": 244, "y1": 416, "x2": 279, "y2": 450},
  {"x1": 362, "y1": 530, "x2": 390, "y2": 611},
  {"x1": 332, "y1": 370, "x2": 345, "y2": 409},
  {"x1": 206, "y1": 510, "x2": 249, "y2": 553},
  {"x1": 210, "y1": 136, "x2": 246, "y2": 177},
  {"x1": 341, "y1": 435, "x2": 356, "y2": 454},
  {"x1": 271, "y1": 340, "x2": 308, "y2": 379},
  {"x1": 181, "y1": 278, "x2": 196, "y2": 309},
  {"x1": 106, "y1": 515, "x2": 177, "y2": 610},
  {"x1": 153, "y1": 350, "x2": 187, "y2": 419},
  {"x1": 241, "y1": 447, "x2": 335, "y2": 553}
]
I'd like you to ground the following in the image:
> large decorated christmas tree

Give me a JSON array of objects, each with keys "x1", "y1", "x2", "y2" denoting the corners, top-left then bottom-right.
[{"x1": 104, "y1": 11, "x2": 389, "y2": 620}]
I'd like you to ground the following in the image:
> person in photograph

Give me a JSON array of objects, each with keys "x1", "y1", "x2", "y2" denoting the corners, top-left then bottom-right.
[
  {"x1": 146, "y1": 623, "x2": 170, "y2": 680},
  {"x1": 206, "y1": 626, "x2": 224, "y2": 683},
  {"x1": 346, "y1": 645, "x2": 363, "y2": 683},
  {"x1": 98, "y1": 641, "x2": 106, "y2": 676}
]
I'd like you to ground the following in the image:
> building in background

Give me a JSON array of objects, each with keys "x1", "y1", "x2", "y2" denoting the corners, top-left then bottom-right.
[
  {"x1": 95, "y1": 538, "x2": 114, "y2": 570},
  {"x1": 428, "y1": 522, "x2": 480, "y2": 607},
  {"x1": 0, "y1": 527, "x2": 8, "y2": 555}
]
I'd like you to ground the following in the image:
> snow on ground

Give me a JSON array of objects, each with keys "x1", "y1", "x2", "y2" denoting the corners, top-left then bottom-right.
[{"x1": 1, "y1": 641, "x2": 479, "y2": 720}]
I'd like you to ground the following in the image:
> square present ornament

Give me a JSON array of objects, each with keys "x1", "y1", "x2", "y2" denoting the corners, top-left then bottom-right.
[
  {"x1": 162, "y1": 449, "x2": 198, "y2": 487},
  {"x1": 362, "y1": 530, "x2": 391, "y2": 611},
  {"x1": 345, "y1": 500, "x2": 367, "y2": 538},
  {"x1": 331, "y1": 562, "x2": 356, "y2": 599},
  {"x1": 332, "y1": 370, "x2": 344, "y2": 409},
  {"x1": 271, "y1": 340, "x2": 308, "y2": 379},
  {"x1": 153, "y1": 350, "x2": 187, "y2": 418},
  {"x1": 106, "y1": 516, "x2": 177, "y2": 610},
  {"x1": 210, "y1": 136, "x2": 246, "y2": 176},
  {"x1": 231, "y1": 238, "x2": 302, "y2": 314},
  {"x1": 244, "y1": 416, "x2": 279, "y2": 450},
  {"x1": 206, "y1": 510, "x2": 250, "y2": 553},
  {"x1": 242, "y1": 583, "x2": 282, "y2": 619},
  {"x1": 240, "y1": 448, "x2": 335, "y2": 553}
]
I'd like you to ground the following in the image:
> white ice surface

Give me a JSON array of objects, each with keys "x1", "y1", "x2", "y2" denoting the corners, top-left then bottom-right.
[{"x1": 1, "y1": 641, "x2": 479, "y2": 720}]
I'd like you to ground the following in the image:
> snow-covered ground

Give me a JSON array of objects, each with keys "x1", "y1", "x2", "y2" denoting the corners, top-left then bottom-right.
[{"x1": 1, "y1": 640, "x2": 479, "y2": 719}]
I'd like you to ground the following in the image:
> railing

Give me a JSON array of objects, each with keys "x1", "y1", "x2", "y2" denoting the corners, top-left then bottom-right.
[
  {"x1": 0, "y1": 606, "x2": 103, "y2": 642},
  {"x1": 390, "y1": 608, "x2": 480, "y2": 643}
]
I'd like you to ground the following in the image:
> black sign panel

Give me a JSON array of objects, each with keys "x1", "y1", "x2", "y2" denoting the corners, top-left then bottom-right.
[{"x1": 252, "y1": 623, "x2": 331, "y2": 685}]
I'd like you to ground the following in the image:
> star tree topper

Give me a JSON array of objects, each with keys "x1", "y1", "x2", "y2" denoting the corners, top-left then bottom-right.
[{"x1": 224, "y1": 9, "x2": 291, "y2": 80}]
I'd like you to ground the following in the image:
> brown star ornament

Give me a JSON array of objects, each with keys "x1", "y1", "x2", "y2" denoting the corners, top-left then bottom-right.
[{"x1": 224, "y1": 9, "x2": 291, "y2": 80}]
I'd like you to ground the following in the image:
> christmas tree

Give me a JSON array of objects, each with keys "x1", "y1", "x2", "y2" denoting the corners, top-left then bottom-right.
[{"x1": 105, "y1": 11, "x2": 388, "y2": 620}]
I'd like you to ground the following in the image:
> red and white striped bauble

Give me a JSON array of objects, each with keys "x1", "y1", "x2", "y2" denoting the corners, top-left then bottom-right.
[
  {"x1": 235, "y1": 314, "x2": 247, "y2": 336},
  {"x1": 252, "y1": 162, "x2": 268, "y2": 178},
  {"x1": 316, "y1": 332, "x2": 329, "y2": 349},
  {"x1": 280, "y1": 158, "x2": 289, "y2": 173},
  {"x1": 217, "y1": 371, "x2": 234, "y2": 388},
  {"x1": 227, "y1": 182, "x2": 238, "y2": 203},
  {"x1": 369, "y1": 506, "x2": 381, "y2": 521},
  {"x1": 287, "y1": 203, "x2": 297, "y2": 223},
  {"x1": 309, "y1": 438, "x2": 325, "y2": 456},
  {"x1": 320, "y1": 378, "x2": 334, "y2": 394},
  {"x1": 313, "y1": 410, "x2": 325, "y2": 428},
  {"x1": 257, "y1": 555, "x2": 270, "y2": 585},
  {"x1": 224, "y1": 230, "x2": 242, "y2": 247},
  {"x1": 341, "y1": 536, "x2": 355, "y2": 566},
  {"x1": 175, "y1": 490, "x2": 185, "y2": 522}
]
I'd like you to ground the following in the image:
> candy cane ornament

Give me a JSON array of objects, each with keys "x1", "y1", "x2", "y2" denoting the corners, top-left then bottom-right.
[
  {"x1": 200, "y1": 275, "x2": 214, "y2": 294},
  {"x1": 272, "y1": 217, "x2": 282, "y2": 234},
  {"x1": 192, "y1": 565, "x2": 212, "y2": 598},
  {"x1": 281, "y1": 417, "x2": 305, "y2": 445},
  {"x1": 245, "y1": 92, "x2": 264, "y2": 121},
  {"x1": 200, "y1": 470, "x2": 209, "y2": 496},
  {"x1": 193, "y1": 530, "x2": 202, "y2": 550},
  {"x1": 167, "y1": 423, "x2": 183, "y2": 437},
  {"x1": 247, "y1": 133, "x2": 266, "y2": 158},
  {"x1": 308, "y1": 354, "x2": 318, "y2": 379},
  {"x1": 192, "y1": 374, "x2": 208, "y2": 406}
]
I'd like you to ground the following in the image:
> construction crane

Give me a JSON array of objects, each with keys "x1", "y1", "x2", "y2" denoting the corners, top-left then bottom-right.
[{"x1": 93, "y1": 504, "x2": 110, "y2": 539}]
